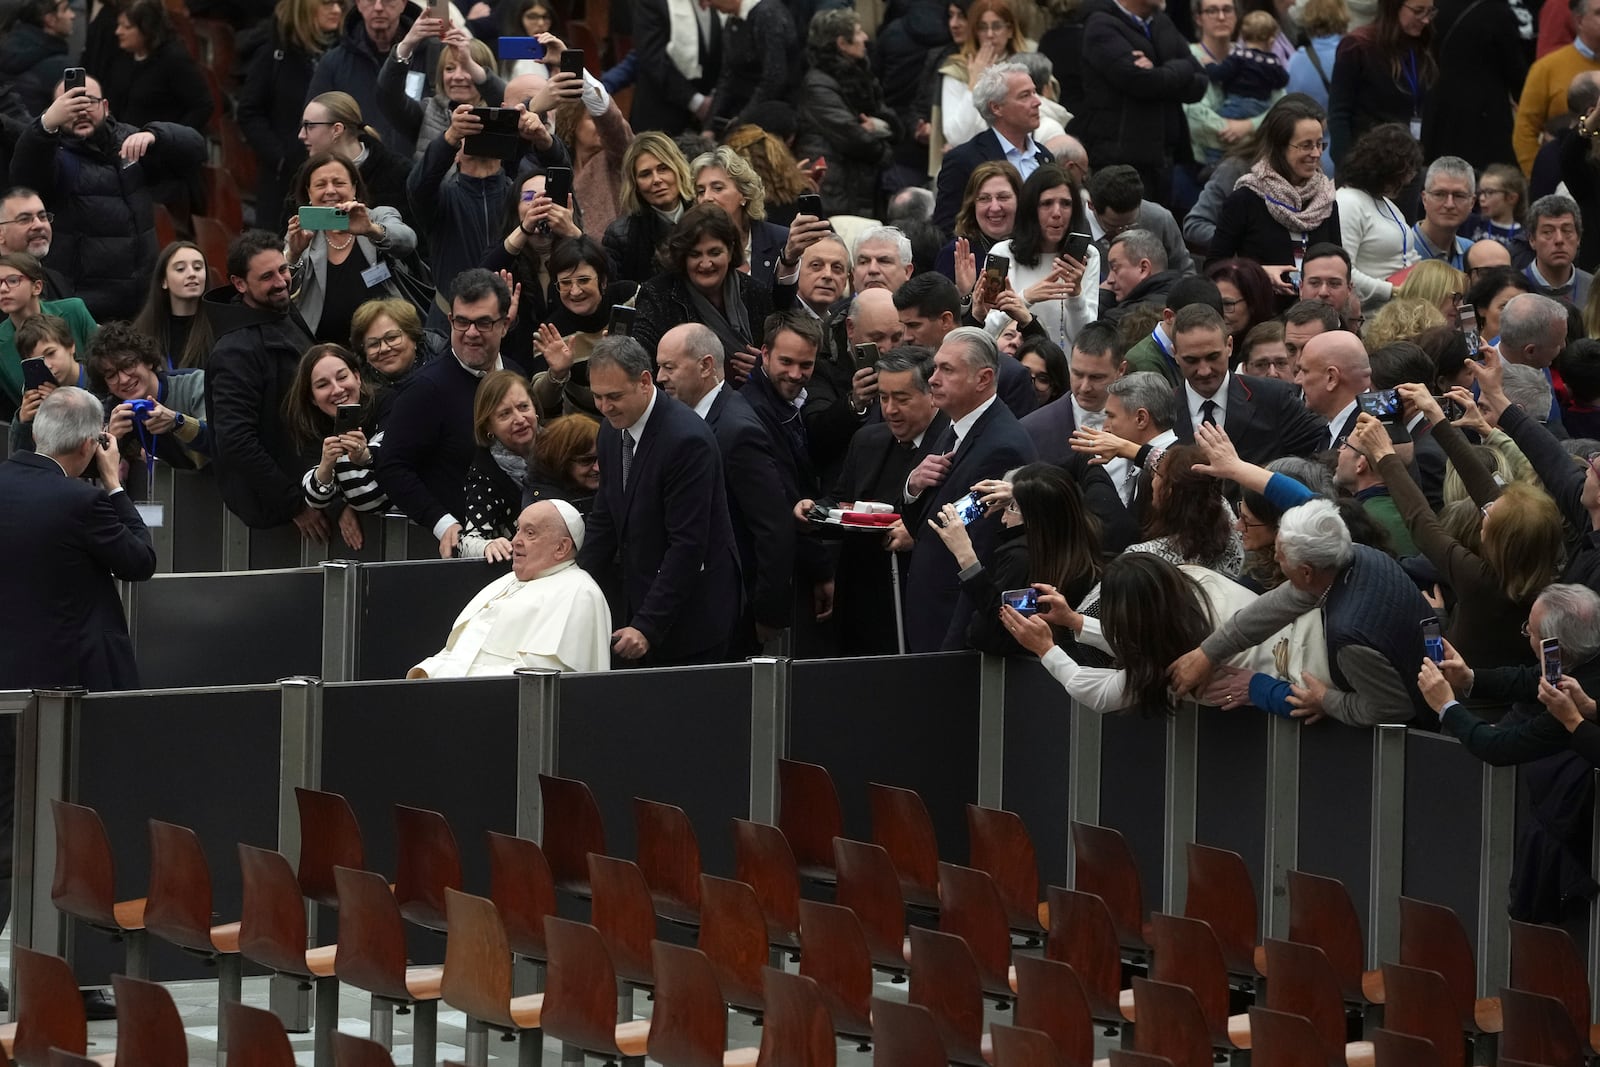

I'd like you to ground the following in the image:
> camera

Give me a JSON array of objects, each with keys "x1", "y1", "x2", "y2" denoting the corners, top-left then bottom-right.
[{"x1": 127, "y1": 398, "x2": 155, "y2": 420}]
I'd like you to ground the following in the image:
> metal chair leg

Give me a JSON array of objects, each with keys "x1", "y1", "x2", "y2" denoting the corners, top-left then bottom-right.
[
  {"x1": 312, "y1": 976, "x2": 339, "y2": 1067},
  {"x1": 463, "y1": 1017, "x2": 489, "y2": 1066},
  {"x1": 412, "y1": 999, "x2": 438, "y2": 1067}
]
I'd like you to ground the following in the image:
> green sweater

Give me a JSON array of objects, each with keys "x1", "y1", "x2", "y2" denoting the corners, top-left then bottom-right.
[
  {"x1": 1358, "y1": 488, "x2": 1417, "y2": 556},
  {"x1": 0, "y1": 297, "x2": 98, "y2": 407},
  {"x1": 1123, "y1": 332, "x2": 1180, "y2": 386}
]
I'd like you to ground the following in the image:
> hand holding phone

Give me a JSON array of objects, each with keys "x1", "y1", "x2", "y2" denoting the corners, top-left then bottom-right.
[
  {"x1": 1543, "y1": 638, "x2": 1563, "y2": 686},
  {"x1": 796, "y1": 193, "x2": 823, "y2": 218},
  {"x1": 853, "y1": 342, "x2": 879, "y2": 373},
  {"x1": 1357, "y1": 388, "x2": 1401, "y2": 423},
  {"x1": 335, "y1": 404, "x2": 363, "y2": 435},
  {"x1": 608, "y1": 305, "x2": 637, "y2": 336},
  {"x1": 21, "y1": 357, "x2": 52, "y2": 392},
  {"x1": 1423, "y1": 618, "x2": 1444, "y2": 664},
  {"x1": 952, "y1": 490, "x2": 988, "y2": 526},
  {"x1": 1001, "y1": 587, "x2": 1039, "y2": 616}
]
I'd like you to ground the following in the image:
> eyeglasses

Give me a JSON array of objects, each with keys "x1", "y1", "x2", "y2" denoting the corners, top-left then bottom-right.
[
  {"x1": 1477, "y1": 187, "x2": 1505, "y2": 197},
  {"x1": 1248, "y1": 357, "x2": 1292, "y2": 371},
  {"x1": 0, "y1": 210, "x2": 52, "y2": 226},
  {"x1": 300, "y1": 120, "x2": 335, "y2": 130},
  {"x1": 1028, "y1": 372, "x2": 1051, "y2": 385},
  {"x1": 102, "y1": 362, "x2": 143, "y2": 380},
  {"x1": 573, "y1": 453, "x2": 599, "y2": 466},
  {"x1": 0, "y1": 273, "x2": 32, "y2": 290},
  {"x1": 1480, "y1": 501, "x2": 1494, "y2": 517},
  {"x1": 524, "y1": 9, "x2": 552, "y2": 19},
  {"x1": 1199, "y1": 4, "x2": 1234, "y2": 12},
  {"x1": 1289, "y1": 139, "x2": 1328, "y2": 154},
  {"x1": 75, "y1": 94, "x2": 104, "y2": 105},
  {"x1": 363, "y1": 329, "x2": 407, "y2": 352},
  {"x1": 1425, "y1": 189, "x2": 1473, "y2": 203},
  {"x1": 1004, "y1": 500, "x2": 1020, "y2": 515},
  {"x1": 1220, "y1": 296, "x2": 1244, "y2": 311},
  {"x1": 1237, "y1": 514, "x2": 1265, "y2": 529},
  {"x1": 1402, "y1": 2, "x2": 1436, "y2": 18},
  {"x1": 1520, "y1": 619, "x2": 1532, "y2": 637},
  {"x1": 450, "y1": 315, "x2": 507, "y2": 333},
  {"x1": 96, "y1": 432, "x2": 110, "y2": 450}
]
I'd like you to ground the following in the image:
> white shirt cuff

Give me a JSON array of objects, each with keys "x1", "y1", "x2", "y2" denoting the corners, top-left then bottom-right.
[{"x1": 432, "y1": 513, "x2": 460, "y2": 540}]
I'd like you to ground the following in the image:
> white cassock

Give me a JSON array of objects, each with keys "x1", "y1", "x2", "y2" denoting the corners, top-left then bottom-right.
[{"x1": 410, "y1": 559, "x2": 613, "y2": 677}]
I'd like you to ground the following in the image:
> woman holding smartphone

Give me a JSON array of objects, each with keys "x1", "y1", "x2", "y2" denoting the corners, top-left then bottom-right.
[
  {"x1": 971, "y1": 165, "x2": 1097, "y2": 351},
  {"x1": 283, "y1": 343, "x2": 392, "y2": 551}
]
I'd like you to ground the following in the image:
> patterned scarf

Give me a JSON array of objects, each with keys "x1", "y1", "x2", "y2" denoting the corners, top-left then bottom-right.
[{"x1": 1235, "y1": 159, "x2": 1336, "y2": 233}]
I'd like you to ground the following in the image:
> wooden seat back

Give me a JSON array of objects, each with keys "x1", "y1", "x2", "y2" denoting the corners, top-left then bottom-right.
[
  {"x1": 587, "y1": 853, "x2": 657, "y2": 986},
  {"x1": 733, "y1": 818, "x2": 802, "y2": 944},
  {"x1": 225, "y1": 1001, "x2": 296, "y2": 1067},
  {"x1": 1045, "y1": 886, "x2": 1125, "y2": 1023},
  {"x1": 833, "y1": 837, "x2": 906, "y2": 971},
  {"x1": 1184, "y1": 843, "x2": 1259, "y2": 975},
  {"x1": 759, "y1": 968, "x2": 837, "y2": 1067},
  {"x1": 294, "y1": 787, "x2": 364, "y2": 908},
  {"x1": 1398, "y1": 897, "x2": 1480, "y2": 1031},
  {"x1": 1370, "y1": 1028, "x2": 1440, "y2": 1067},
  {"x1": 110, "y1": 974, "x2": 188, "y2": 1065},
  {"x1": 145, "y1": 819, "x2": 217, "y2": 954},
  {"x1": 966, "y1": 804, "x2": 1043, "y2": 932},
  {"x1": 537, "y1": 773, "x2": 605, "y2": 895},
  {"x1": 1011, "y1": 954, "x2": 1094, "y2": 1067},
  {"x1": 634, "y1": 797, "x2": 703, "y2": 918},
  {"x1": 868, "y1": 782, "x2": 940, "y2": 905},
  {"x1": 870, "y1": 997, "x2": 946, "y2": 1067},
  {"x1": 392, "y1": 803, "x2": 463, "y2": 932},
  {"x1": 49, "y1": 800, "x2": 117, "y2": 927},
  {"x1": 1381, "y1": 964, "x2": 1464, "y2": 1067},
  {"x1": 1130, "y1": 977, "x2": 1214, "y2": 1067},
  {"x1": 486, "y1": 830, "x2": 556, "y2": 962},
  {"x1": 1509, "y1": 920, "x2": 1591, "y2": 1053},
  {"x1": 647, "y1": 942, "x2": 730, "y2": 1067},
  {"x1": 441, "y1": 888, "x2": 516, "y2": 1031},
  {"x1": 697, "y1": 874, "x2": 768, "y2": 1011},
  {"x1": 989, "y1": 1024, "x2": 1066, "y2": 1067},
  {"x1": 332, "y1": 865, "x2": 411, "y2": 1001},
  {"x1": 797, "y1": 898, "x2": 873, "y2": 1039},
  {"x1": 778, "y1": 760, "x2": 843, "y2": 880},
  {"x1": 542, "y1": 916, "x2": 627, "y2": 1056},
  {"x1": 938, "y1": 861, "x2": 1015, "y2": 996},
  {"x1": 1147, "y1": 912, "x2": 1232, "y2": 1048},
  {"x1": 1072, "y1": 822, "x2": 1147, "y2": 951},
  {"x1": 1262, "y1": 937, "x2": 1350, "y2": 1061},
  {"x1": 1499, "y1": 986, "x2": 1585, "y2": 1067},
  {"x1": 237, "y1": 844, "x2": 312, "y2": 976},
  {"x1": 1287, "y1": 870, "x2": 1367, "y2": 1002},
  {"x1": 1247, "y1": 1006, "x2": 1324, "y2": 1067},
  {"x1": 13, "y1": 947, "x2": 87, "y2": 1066},
  {"x1": 331, "y1": 1032, "x2": 396, "y2": 1067},
  {"x1": 906, "y1": 926, "x2": 986, "y2": 1066}
]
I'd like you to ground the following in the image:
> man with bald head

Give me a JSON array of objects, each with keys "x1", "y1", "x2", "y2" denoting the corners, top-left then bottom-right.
[
  {"x1": 1466, "y1": 238, "x2": 1513, "y2": 281},
  {"x1": 802, "y1": 287, "x2": 903, "y2": 482},
  {"x1": 1294, "y1": 331, "x2": 1372, "y2": 450},
  {"x1": 410, "y1": 501, "x2": 611, "y2": 677},
  {"x1": 656, "y1": 322, "x2": 795, "y2": 651}
]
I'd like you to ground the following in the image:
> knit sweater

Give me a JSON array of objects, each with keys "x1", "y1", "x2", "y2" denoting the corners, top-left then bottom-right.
[
  {"x1": 1514, "y1": 44, "x2": 1600, "y2": 174},
  {"x1": 1336, "y1": 186, "x2": 1414, "y2": 308}
]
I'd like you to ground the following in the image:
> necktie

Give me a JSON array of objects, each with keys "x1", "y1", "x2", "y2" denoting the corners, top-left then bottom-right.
[
  {"x1": 621, "y1": 430, "x2": 635, "y2": 491},
  {"x1": 1200, "y1": 400, "x2": 1218, "y2": 427},
  {"x1": 1122, "y1": 463, "x2": 1140, "y2": 504},
  {"x1": 933, "y1": 424, "x2": 958, "y2": 456}
]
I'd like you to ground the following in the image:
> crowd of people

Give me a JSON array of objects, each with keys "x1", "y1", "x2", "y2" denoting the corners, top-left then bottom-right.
[{"x1": 4, "y1": 0, "x2": 1600, "y2": 923}]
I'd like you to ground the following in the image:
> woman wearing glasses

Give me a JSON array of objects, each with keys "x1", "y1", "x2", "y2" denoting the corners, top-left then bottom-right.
[
  {"x1": 350, "y1": 297, "x2": 448, "y2": 391},
  {"x1": 1185, "y1": 0, "x2": 1283, "y2": 165},
  {"x1": 1326, "y1": 0, "x2": 1436, "y2": 167},
  {"x1": 296, "y1": 92, "x2": 413, "y2": 231}
]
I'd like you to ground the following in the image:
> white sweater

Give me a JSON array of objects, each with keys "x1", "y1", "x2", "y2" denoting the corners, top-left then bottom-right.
[
  {"x1": 1336, "y1": 186, "x2": 1417, "y2": 309},
  {"x1": 982, "y1": 238, "x2": 1101, "y2": 351}
]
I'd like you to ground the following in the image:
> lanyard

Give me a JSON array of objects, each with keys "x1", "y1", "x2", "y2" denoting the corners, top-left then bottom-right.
[
  {"x1": 1412, "y1": 224, "x2": 1461, "y2": 269},
  {"x1": 1150, "y1": 326, "x2": 1178, "y2": 370},
  {"x1": 1402, "y1": 50, "x2": 1421, "y2": 107},
  {"x1": 1377, "y1": 197, "x2": 1410, "y2": 263}
]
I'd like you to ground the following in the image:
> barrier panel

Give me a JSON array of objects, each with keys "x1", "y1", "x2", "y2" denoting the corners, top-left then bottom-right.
[
  {"x1": 355, "y1": 558, "x2": 510, "y2": 681},
  {"x1": 1098, "y1": 710, "x2": 1169, "y2": 913},
  {"x1": 1000, "y1": 658, "x2": 1073, "y2": 888},
  {"x1": 1194, "y1": 706, "x2": 1270, "y2": 919}
]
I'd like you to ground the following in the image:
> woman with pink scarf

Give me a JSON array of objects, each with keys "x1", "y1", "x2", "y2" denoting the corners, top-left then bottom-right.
[{"x1": 1211, "y1": 95, "x2": 1342, "y2": 299}]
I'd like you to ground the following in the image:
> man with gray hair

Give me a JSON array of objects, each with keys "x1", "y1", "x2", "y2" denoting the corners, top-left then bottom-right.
[
  {"x1": 853, "y1": 226, "x2": 916, "y2": 294},
  {"x1": 1070, "y1": 369, "x2": 1178, "y2": 513},
  {"x1": 1050, "y1": 133, "x2": 1089, "y2": 185},
  {"x1": 1524, "y1": 194, "x2": 1592, "y2": 306},
  {"x1": 933, "y1": 60, "x2": 1054, "y2": 234},
  {"x1": 896, "y1": 325, "x2": 1037, "y2": 650},
  {"x1": 1413, "y1": 156, "x2": 1476, "y2": 269},
  {"x1": 1171, "y1": 496, "x2": 1437, "y2": 726},
  {"x1": 1499, "y1": 292, "x2": 1570, "y2": 427}
]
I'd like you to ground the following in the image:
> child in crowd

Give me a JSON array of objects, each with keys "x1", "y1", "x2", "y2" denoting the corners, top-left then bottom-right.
[
  {"x1": 1206, "y1": 11, "x2": 1291, "y2": 122},
  {"x1": 8, "y1": 314, "x2": 84, "y2": 454},
  {"x1": 1466, "y1": 163, "x2": 1528, "y2": 249}
]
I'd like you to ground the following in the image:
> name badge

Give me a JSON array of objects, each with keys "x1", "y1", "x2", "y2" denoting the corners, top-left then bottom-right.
[
  {"x1": 361, "y1": 260, "x2": 393, "y2": 288},
  {"x1": 405, "y1": 70, "x2": 426, "y2": 101},
  {"x1": 135, "y1": 501, "x2": 165, "y2": 527},
  {"x1": 1409, "y1": 117, "x2": 1422, "y2": 140}
]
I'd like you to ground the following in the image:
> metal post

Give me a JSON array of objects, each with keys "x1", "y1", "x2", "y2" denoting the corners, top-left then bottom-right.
[
  {"x1": 149, "y1": 463, "x2": 176, "y2": 573},
  {"x1": 12, "y1": 688, "x2": 80, "y2": 1008},
  {"x1": 1162, "y1": 704, "x2": 1199, "y2": 914},
  {"x1": 273, "y1": 677, "x2": 323, "y2": 1031},
  {"x1": 222, "y1": 509, "x2": 251, "y2": 571},
  {"x1": 976, "y1": 655, "x2": 1006, "y2": 809},
  {"x1": 320, "y1": 561, "x2": 362, "y2": 683},
  {"x1": 1592, "y1": 771, "x2": 1600, "y2": 1021},
  {"x1": 516, "y1": 668, "x2": 562, "y2": 841},
  {"x1": 1368, "y1": 725, "x2": 1408, "y2": 968},
  {"x1": 1476, "y1": 762, "x2": 1515, "y2": 999},
  {"x1": 382, "y1": 513, "x2": 411, "y2": 562},
  {"x1": 748, "y1": 657, "x2": 791, "y2": 825},
  {"x1": 889, "y1": 553, "x2": 906, "y2": 655},
  {"x1": 1262, "y1": 714, "x2": 1301, "y2": 939},
  {"x1": 1065, "y1": 702, "x2": 1102, "y2": 882}
]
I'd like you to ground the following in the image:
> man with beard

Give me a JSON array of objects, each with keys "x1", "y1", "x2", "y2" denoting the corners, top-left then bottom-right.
[
  {"x1": 11, "y1": 75, "x2": 205, "y2": 320},
  {"x1": 0, "y1": 187, "x2": 71, "y2": 299}
]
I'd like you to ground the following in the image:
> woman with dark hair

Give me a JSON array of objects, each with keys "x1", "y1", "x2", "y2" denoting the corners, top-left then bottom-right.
[
  {"x1": 604, "y1": 132, "x2": 696, "y2": 285},
  {"x1": 282, "y1": 342, "x2": 391, "y2": 550},
  {"x1": 94, "y1": 0, "x2": 211, "y2": 133},
  {"x1": 1017, "y1": 336, "x2": 1069, "y2": 405},
  {"x1": 973, "y1": 164, "x2": 1097, "y2": 349},
  {"x1": 936, "y1": 161, "x2": 1021, "y2": 282},
  {"x1": 497, "y1": 0, "x2": 560, "y2": 79},
  {"x1": 928, "y1": 462, "x2": 1102, "y2": 655},
  {"x1": 1206, "y1": 257, "x2": 1276, "y2": 343},
  {"x1": 461, "y1": 370, "x2": 542, "y2": 561},
  {"x1": 1211, "y1": 95, "x2": 1341, "y2": 283},
  {"x1": 796, "y1": 8, "x2": 901, "y2": 218},
  {"x1": 531, "y1": 236, "x2": 639, "y2": 420},
  {"x1": 482, "y1": 167, "x2": 584, "y2": 362},
  {"x1": 633, "y1": 204, "x2": 792, "y2": 365},
  {"x1": 1334, "y1": 122, "x2": 1423, "y2": 308},
  {"x1": 1414, "y1": 324, "x2": 1475, "y2": 392},
  {"x1": 1126, "y1": 442, "x2": 1245, "y2": 573},
  {"x1": 1326, "y1": 0, "x2": 1436, "y2": 166},
  {"x1": 132, "y1": 241, "x2": 212, "y2": 370},
  {"x1": 1464, "y1": 265, "x2": 1534, "y2": 344},
  {"x1": 531, "y1": 413, "x2": 602, "y2": 514},
  {"x1": 285, "y1": 152, "x2": 418, "y2": 345}
]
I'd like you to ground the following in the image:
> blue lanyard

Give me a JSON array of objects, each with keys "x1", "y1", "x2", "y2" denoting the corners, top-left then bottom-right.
[
  {"x1": 1151, "y1": 326, "x2": 1178, "y2": 370},
  {"x1": 1402, "y1": 50, "x2": 1420, "y2": 107},
  {"x1": 1377, "y1": 197, "x2": 1409, "y2": 262},
  {"x1": 1413, "y1": 224, "x2": 1462, "y2": 269}
]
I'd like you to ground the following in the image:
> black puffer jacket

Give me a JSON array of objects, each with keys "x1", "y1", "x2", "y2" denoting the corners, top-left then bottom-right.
[
  {"x1": 0, "y1": 22, "x2": 69, "y2": 117},
  {"x1": 10, "y1": 116, "x2": 208, "y2": 321},
  {"x1": 602, "y1": 203, "x2": 685, "y2": 285},
  {"x1": 236, "y1": 22, "x2": 321, "y2": 232},
  {"x1": 304, "y1": 4, "x2": 427, "y2": 159}
]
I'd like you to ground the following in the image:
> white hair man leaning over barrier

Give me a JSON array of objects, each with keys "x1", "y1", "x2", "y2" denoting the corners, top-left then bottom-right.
[{"x1": 409, "y1": 500, "x2": 612, "y2": 677}]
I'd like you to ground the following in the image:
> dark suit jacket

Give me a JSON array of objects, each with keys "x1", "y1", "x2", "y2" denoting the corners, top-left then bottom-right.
[
  {"x1": 996, "y1": 353, "x2": 1038, "y2": 420},
  {"x1": 705, "y1": 384, "x2": 795, "y2": 630},
  {"x1": 903, "y1": 398, "x2": 1038, "y2": 651},
  {"x1": 579, "y1": 389, "x2": 742, "y2": 663},
  {"x1": 1170, "y1": 373, "x2": 1326, "y2": 466},
  {"x1": 933, "y1": 129, "x2": 1055, "y2": 235},
  {"x1": 1020, "y1": 394, "x2": 1077, "y2": 465},
  {"x1": 629, "y1": 0, "x2": 719, "y2": 136},
  {"x1": 0, "y1": 452, "x2": 155, "y2": 691}
]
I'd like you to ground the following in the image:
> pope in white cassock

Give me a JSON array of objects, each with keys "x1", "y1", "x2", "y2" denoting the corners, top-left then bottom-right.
[{"x1": 410, "y1": 499, "x2": 612, "y2": 677}]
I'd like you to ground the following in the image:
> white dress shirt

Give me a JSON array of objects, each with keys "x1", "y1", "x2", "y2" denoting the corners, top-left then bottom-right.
[{"x1": 1184, "y1": 372, "x2": 1230, "y2": 432}]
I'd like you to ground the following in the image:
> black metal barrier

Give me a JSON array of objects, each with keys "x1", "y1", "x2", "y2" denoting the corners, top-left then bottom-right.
[
  {"x1": 1099, "y1": 711, "x2": 1169, "y2": 913},
  {"x1": 1000, "y1": 658, "x2": 1074, "y2": 888},
  {"x1": 1195, "y1": 708, "x2": 1270, "y2": 917},
  {"x1": 1298, "y1": 721, "x2": 1381, "y2": 933}
]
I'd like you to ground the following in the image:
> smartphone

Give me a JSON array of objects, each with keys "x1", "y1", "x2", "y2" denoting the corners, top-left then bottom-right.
[
  {"x1": 1001, "y1": 587, "x2": 1039, "y2": 616},
  {"x1": 1284, "y1": 269, "x2": 1303, "y2": 290},
  {"x1": 431, "y1": 0, "x2": 450, "y2": 23},
  {"x1": 1358, "y1": 388, "x2": 1401, "y2": 423},
  {"x1": 298, "y1": 205, "x2": 350, "y2": 231},
  {"x1": 607, "y1": 304, "x2": 637, "y2": 336},
  {"x1": 497, "y1": 35, "x2": 545, "y2": 60},
  {"x1": 953, "y1": 490, "x2": 988, "y2": 526},
  {"x1": 560, "y1": 48, "x2": 585, "y2": 77},
  {"x1": 335, "y1": 404, "x2": 363, "y2": 434},
  {"x1": 544, "y1": 166, "x2": 573, "y2": 209},
  {"x1": 1458, "y1": 302, "x2": 1481, "y2": 356},
  {"x1": 63, "y1": 67, "x2": 85, "y2": 93},
  {"x1": 1422, "y1": 617, "x2": 1444, "y2": 664},
  {"x1": 21, "y1": 357, "x2": 51, "y2": 392},
  {"x1": 853, "y1": 342, "x2": 879, "y2": 372},
  {"x1": 1062, "y1": 232, "x2": 1091, "y2": 263},
  {"x1": 1432, "y1": 395, "x2": 1463, "y2": 420},
  {"x1": 464, "y1": 107, "x2": 522, "y2": 159},
  {"x1": 1542, "y1": 637, "x2": 1563, "y2": 686},
  {"x1": 983, "y1": 253, "x2": 1009, "y2": 286}
]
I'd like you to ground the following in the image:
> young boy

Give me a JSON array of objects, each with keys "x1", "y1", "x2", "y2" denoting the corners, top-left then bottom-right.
[
  {"x1": 9, "y1": 313, "x2": 83, "y2": 453},
  {"x1": 1205, "y1": 12, "x2": 1290, "y2": 123}
]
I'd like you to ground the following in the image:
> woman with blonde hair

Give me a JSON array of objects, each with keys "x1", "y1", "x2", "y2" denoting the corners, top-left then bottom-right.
[
  {"x1": 297, "y1": 91, "x2": 412, "y2": 225},
  {"x1": 460, "y1": 370, "x2": 541, "y2": 561},
  {"x1": 378, "y1": 17, "x2": 507, "y2": 162},
  {"x1": 1396, "y1": 258, "x2": 1469, "y2": 328},
  {"x1": 691, "y1": 145, "x2": 796, "y2": 290},
  {"x1": 1362, "y1": 296, "x2": 1445, "y2": 349},
  {"x1": 603, "y1": 132, "x2": 695, "y2": 284},
  {"x1": 938, "y1": 0, "x2": 1030, "y2": 152}
]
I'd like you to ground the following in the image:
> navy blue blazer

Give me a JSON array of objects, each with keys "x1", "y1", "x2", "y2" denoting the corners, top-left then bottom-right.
[
  {"x1": 1019, "y1": 393, "x2": 1077, "y2": 464},
  {"x1": 934, "y1": 129, "x2": 1055, "y2": 235},
  {"x1": 578, "y1": 388, "x2": 742, "y2": 663},
  {"x1": 705, "y1": 385, "x2": 796, "y2": 631},
  {"x1": 902, "y1": 397, "x2": 1038, "y2": 652},
  {"x1": 1170, "y1": 373, "x2": 1327, "y2": 466},
  {"x1": 0, "y1": 451, "x2": 155, "y2": 692}
]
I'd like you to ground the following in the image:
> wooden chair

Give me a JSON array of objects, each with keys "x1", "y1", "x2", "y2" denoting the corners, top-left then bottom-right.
[
  {"x1": 1285, "y1": 870, "x2": 1373, "y2": 1004},
  {"x1": 440, "y1": 888, "x2": 543, "y2": 1066},
  {"x1": 393, "y1": 803, "x2": 463, "y2": 934},
  {"x1": 1379, "y1": 965, "x2": 1467, "y2": 1067},
  {"x1": 46, "y1": 1054, "x2": 91, "y2": 1067},
  {"x1": 144, "y1": 819, "x2": 242, "y2": 1050},
  {"x1": 1071, "y1": 822, "x2": 1149, "y2": 954},
  {"x1": 332, "y1": 1032, "x2": 398, "y2": 1067},
  {"x1": 1011, "y1": 955, "x2": 1095, "y2": 1067},
  {"x1": 217, "y1": 117, "x2": 258, "y2": 192},
  {"x1": 1499, "y1": 986, "x2": 1585, "y2": 1067},
  {"x1": 1129, "y1": 977, "x2": 1215, "y2": 1067},
  {"x1": 697, "y1": 874, "x2": 768, "y2": 1014},
  {"x1": 1146, "y1": 912, "x2": 1249, "y2": 1052},
  {"x1": 833, "y1": 837, "x2": 907, "y2": 976},
  {"x1": 1261, "y1": 938, "x2": 1367, "y2": 1066},
  {"x1": 758, "y1": 968, "x2": 837, "y2": 1067},
  {"x1": 192, "y1": 17, "x2": 236, "y2": 82},
  {"x1": 1509, "y1": 920, "x2": 1600, "y2": 1055},
  {"x1": 906, "y1": 926, "x2": 986, "y2": 1066},
  {"x1": 647, "y1": 941, "x2": 759, "y2": 1067},
  {"x1": 332, "y1": 865, "x2": 442, "y2": 1067},
  {"x1": 988, "y1": 1025, "x2": 1066, "y2": 1067},
  {"x1": 778, "y1": 759, "x2": 843, "y2": 884},
  {"x1": 966, "y1": 804, "x2": 1045, "y2": 936},
  {"x1": 200, "y1": 162, "x2": 243, "y2": 232},
  {"x1": 1393, "y1": 897, "x2": 1500, "y2": 1033},
  {"x1": 1, "y1": 947, "x2": 91, "y2": 1066},
  {"x1": 936, "y1": 861, "x2": 1015, "y2": 1003},
  {"x1": 732, "y1": 818, "x2": 802, "y2": 951},
  {"x1": 238, "y1": 843, "x2": 340, "y2": 1067},
  {"x1": 1370, "y1": 1028, "x2": 1440, "y2": 1067},
  {"x1": 1247, "y1": 1007, "x2": 1326, "y2": 1067},
  {"x1": 295, "y1": 786, "x2": 365, "y2": 909},
  {"x1": 870, "y1": 998, "x2": 946, "y2": 1067},
  {"x1": 538, "y1": 773, "x2": 605, "y2": 898},
  {"x1": 486, "y1": 830, "x2": 557, "y2": 965},
  {"x1": 868, "y1": 782, "x2": 941, "y2": 911},
  {"x1": 588, "y1": 853, "x2": 658, "y2": 1000},
  {"x1": 540, "y1": 917, "x2": 651, "y2": 1065},
  {"x1": 1183, "y1": 843, "x2": 1260, "y2": 978},
  {"x1": 107, "y1": 973, "x2": 187, "y2": 1065},
  {"x1": 226, "y1": 1001, "x2": 296, "y2": 1067},
  {"x1": 1044, "y1": 886, "x2": 1131, "y2": 1027},
  {"x1": 634, "y1": 797, "x2": 703, "y2": 926},
  {"x1": 153, "y1": 203, "x2": 177, "y2": 250},
  {"x1": 48, "y1": 799, "x2": 147, "y2": 979},
  {"x1": 797, "y1": 899, "x2": 874, "y2": 1045}
]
